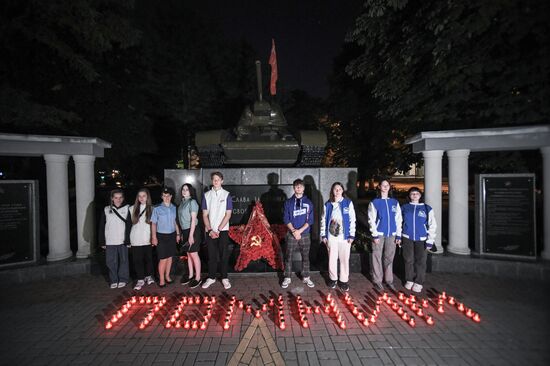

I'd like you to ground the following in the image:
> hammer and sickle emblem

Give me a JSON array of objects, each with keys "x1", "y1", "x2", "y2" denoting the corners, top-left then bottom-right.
[{"x1": 250, "y1": 235, "x2": 262, "y2": 247}]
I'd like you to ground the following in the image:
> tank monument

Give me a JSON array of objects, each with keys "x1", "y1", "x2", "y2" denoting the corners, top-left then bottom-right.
[{"x1": 165, "y1": 59, "x2": 357, "y2": 273}]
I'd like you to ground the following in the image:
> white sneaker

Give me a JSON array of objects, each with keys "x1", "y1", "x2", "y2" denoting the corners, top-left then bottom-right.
[
  {"x1": 202, "y1": 278, "x2": 216, "y2": 289},
  {"x1": 412, "y1": 283, "x2": 423, "y2": 293},
  {"x1": 117, "y1": 282, "x2": 127, "y2": 288},
  {"x1": 222, "y1": 278, "x2": 231, "y2": 290},
  {"x1": 404, "y1": 281, "x2": 414, "y2": 290},
  {"x1": 145, "y1": 276, "x2": 155, "y2": 285},
  {"x1": 281, "y1": 277, "x2": 291, "y2": 289},
  {"x1": 303, "y1": 277, "x2": 314, "y2": 288},
  {"x1": 110, "y1": 283, "x2": 118, "y2": 289},
  {"x1": 134, "y1": 280, "x2": 145, "y2": 291}
]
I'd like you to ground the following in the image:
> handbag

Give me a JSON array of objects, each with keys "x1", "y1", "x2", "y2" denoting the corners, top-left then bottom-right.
[{"x1": 329, "y1": 219, "x2": 341, "y2": 237}]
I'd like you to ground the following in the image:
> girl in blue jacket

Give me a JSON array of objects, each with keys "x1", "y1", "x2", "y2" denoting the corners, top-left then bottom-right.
[
  {"x1": 321, "y1": 182, "x2": 356, "y2": 292},
  {"x1": 367, "y1": 179, "x2": 402, "y2": 291},
  {"x1": 401, "y1": 187, "x2": 437, "y2": 293}
]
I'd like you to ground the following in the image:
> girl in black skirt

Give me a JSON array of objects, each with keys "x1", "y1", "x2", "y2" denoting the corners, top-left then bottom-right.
[{"x1": 151, "y1": 187, "x2": 180, "y2": 287}]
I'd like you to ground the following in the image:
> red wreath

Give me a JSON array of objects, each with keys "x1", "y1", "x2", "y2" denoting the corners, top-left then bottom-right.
[{"x1": 229, "y1": 201, "x2": 286, "y2": 271}]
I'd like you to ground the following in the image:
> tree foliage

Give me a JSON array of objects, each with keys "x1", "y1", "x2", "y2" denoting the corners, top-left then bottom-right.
[
  {"x1": 326, "y1": 0, "x2": 549, "y2": 176},
  {"x1": 346, "y1": 0, "x2": 549, "y2": 132},
  {"x1": 0, "y1": 0, "x2": 259, "y2": 181}
]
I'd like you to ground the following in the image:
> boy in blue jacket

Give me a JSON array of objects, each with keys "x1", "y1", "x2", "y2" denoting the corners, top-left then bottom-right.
[{"x1": 282, "y1": 179, "x2": 315, "y2": 288}]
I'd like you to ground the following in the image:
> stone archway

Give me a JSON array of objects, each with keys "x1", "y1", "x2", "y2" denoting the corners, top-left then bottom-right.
[{"x1": 406, "y1": 125, "x2": 550, "y2": 259}]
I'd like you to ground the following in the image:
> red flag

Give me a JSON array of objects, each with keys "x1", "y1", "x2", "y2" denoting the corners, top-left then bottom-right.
[{"x1": 269, "y1": 39, "x2": 278, "y2": 96}]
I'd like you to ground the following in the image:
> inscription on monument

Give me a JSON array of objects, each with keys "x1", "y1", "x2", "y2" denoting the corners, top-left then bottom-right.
[
  {"x1": 480, "y1": 175, "x2": 535, "y2": 258},
  {"x1": 225, "y1": 185, "x2": 294, "y2": 225},
  {"x1": 0, "y1": 181, "x2": 38, "y2": 267}
]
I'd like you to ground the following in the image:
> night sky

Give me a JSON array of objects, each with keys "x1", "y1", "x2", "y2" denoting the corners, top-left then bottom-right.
[{"x1": 194, "y1": 0, "x2": 364, "y2": 98}]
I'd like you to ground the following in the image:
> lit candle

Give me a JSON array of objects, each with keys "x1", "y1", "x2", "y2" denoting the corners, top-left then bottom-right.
[{"x1": 426, "y1": 315, "x2": 434, "y2": 325}]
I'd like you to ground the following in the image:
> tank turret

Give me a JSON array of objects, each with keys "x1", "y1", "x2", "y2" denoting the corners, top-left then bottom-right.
[{"x1": 195, "y1": 60, "x2": 327, "y2": 167}]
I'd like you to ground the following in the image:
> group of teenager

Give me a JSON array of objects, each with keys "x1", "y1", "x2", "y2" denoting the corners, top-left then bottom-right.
[{"x1": 98, "y1": 172, "x2": 436, "y2": 294}]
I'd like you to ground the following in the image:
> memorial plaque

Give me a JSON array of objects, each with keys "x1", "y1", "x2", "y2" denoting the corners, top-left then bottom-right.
[
  {"x1": 225, "y1": 184, "x2": 295, "y2": 225},
  {"x1": 476, "y1": 174, "x2": 536, "y2": 260},
  {"x1": 0, "y1": 180, "x2": 39, "y2": 268}
]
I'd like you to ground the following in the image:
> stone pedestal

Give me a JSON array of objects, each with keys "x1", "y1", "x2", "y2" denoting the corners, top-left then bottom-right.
[{"x1": 165, "y1": 167, "x2": 358, "y2": 272}]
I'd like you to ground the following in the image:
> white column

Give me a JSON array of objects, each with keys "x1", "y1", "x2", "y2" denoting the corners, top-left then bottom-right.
[
  {"x1": 422, "y1": 150, "x2": 444, "y2": 254},
  {"x1": 541, "y1": 147, "x2": 550, "y2": 260},
  {"x1": 73, "y1": 155, "x2": 96, "y2": 259},
  {"x1": 44, "y1": 154, "x2": 72, "y2": 262},
  {"x1": 447, "y1": 149, "x2": 471, "y2": 255}
]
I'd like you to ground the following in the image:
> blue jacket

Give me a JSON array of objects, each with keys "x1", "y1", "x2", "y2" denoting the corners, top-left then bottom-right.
[
  {"x1": 401, "y1": 203, "x2": 437, "y2": 244},
  {"x1": 367, "y1": 198, "x2": 402, "y2": 239},
  {"x1": 321, "y1": 198, "x2": 356, "y2": 240},
  {"x1": 283, "y1": 195, "x2": 314, "y2": 234}
]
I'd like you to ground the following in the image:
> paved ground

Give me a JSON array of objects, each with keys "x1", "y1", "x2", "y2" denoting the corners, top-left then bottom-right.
[{"x1": 0, "y1": 272, "x2": 548, "y2": 366}]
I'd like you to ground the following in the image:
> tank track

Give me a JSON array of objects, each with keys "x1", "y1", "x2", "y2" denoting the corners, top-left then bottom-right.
[
  {"x1": 198, "y1": 144, "x2": 225, "y2": 167},
  {"x1": 297, "y1": 145, "x2": 325, "y2": 167}
]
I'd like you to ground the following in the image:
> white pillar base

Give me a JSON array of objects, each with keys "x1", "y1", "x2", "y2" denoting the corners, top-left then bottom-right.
[
  {"x1": 541, "y1": 147, "x2": 550, "y2": 260},
  {"x1": 422, "y1": 150, "x2": 444, "y2": 254},
  {"x1": 73, "y1": 155, "x2": 96, "y2": 259},
  {"x1": 44, "y1": 154, "x2": 72, "y2": 262},
  {"x1": 447, "y1": 149, "x2": 471, "y2": 255}
]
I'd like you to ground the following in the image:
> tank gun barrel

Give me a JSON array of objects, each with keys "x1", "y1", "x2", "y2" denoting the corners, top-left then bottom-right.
[{"x1": 255, "y1": 60, "x2": 263, "y2": 102}]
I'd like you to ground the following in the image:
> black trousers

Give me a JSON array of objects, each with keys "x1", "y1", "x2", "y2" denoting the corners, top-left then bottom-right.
[
  {"x1": 402, "y1": 237, "x2": 428, "y2": 285},
  {"x1": 132, "y1": 245, "x2": 153, "y2": 280},
  {"x1": 206, "y1": 231, "x2": 229, "y2": 279}
]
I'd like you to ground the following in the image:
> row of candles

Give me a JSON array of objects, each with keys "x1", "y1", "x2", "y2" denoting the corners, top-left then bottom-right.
[
  {"x1": 165, "y1": 295, "x2": 216, "y2": 330},
  {"x1": 438, "y1": 291, "x2": 481, "y2": 322},
  {"x1": 384, "y1": 292, "x2": 433, "y2": 327},
  {"x1": 105, "y1": 296, "x2": 165, "y2": 329},
  {"x1": 105, "y1": 290, "x2": 481, "y2": 330}
]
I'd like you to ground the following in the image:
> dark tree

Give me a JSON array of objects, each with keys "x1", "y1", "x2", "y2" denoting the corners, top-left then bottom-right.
[{"x1": 325, "y1": 0, "x2": 549, "y2": 176}]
